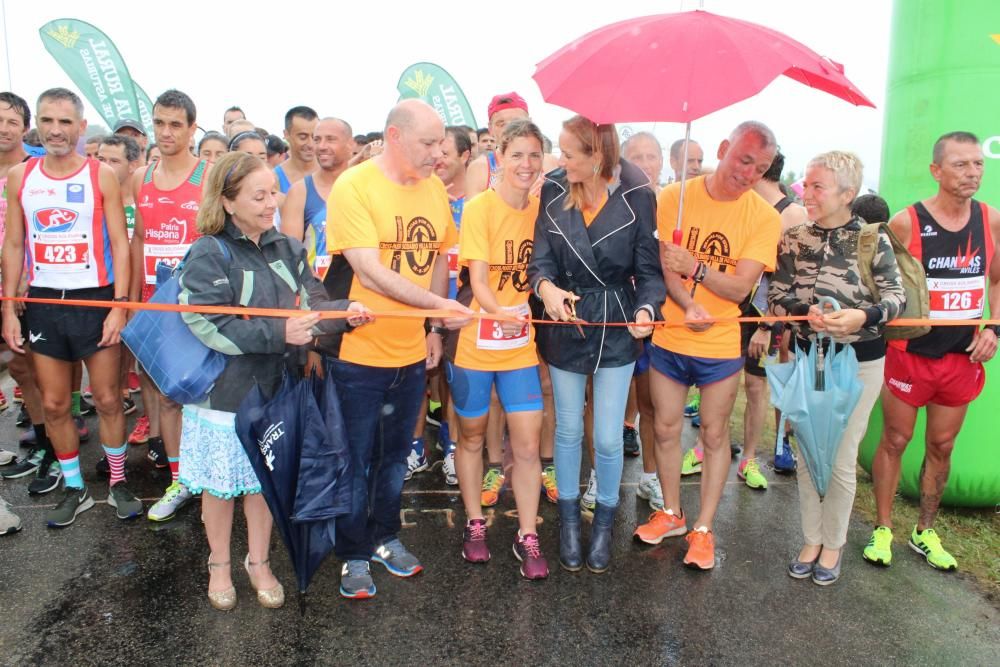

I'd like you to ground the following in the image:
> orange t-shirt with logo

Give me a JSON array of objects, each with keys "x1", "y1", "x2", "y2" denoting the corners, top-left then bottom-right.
[
  {"x1": 327, "y1": 160, "x2": 457, "y2": 368},
  {"x1": 454, "y1": 189, "x2": 539, "y2": 371},
  {"x1": 653, "y1": 175, "x2": 780, "y2": 359}
]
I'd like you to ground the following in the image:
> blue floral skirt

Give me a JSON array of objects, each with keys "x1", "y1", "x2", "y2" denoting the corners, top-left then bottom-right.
[{"x1": 178, "y1": 405, "x2": 261, "y2": 499}]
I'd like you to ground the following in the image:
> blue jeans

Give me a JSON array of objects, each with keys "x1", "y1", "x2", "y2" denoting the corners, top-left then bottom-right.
[
  {"x1": 328, "y1": 358, "x2": 426, "y2": 561},
  {"x1": 549, "y1": 362, "x2": 635, "y2": 506}
]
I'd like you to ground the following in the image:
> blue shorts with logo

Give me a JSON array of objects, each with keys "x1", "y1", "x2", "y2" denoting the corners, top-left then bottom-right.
[
  {"x1": 648, "y1": 344, "x2": 743, "y2": 388},
  {"x1": 445, "y1": 362, "x2": 543, "y2": 418},
  {"x1": 634, "y1": 339, "x2": 652, "y2": 376}
]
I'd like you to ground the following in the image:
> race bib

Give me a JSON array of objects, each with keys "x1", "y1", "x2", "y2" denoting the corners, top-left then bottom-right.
[
  {"x1": 927, "y1": 275, "x2": 985, "y2": 320},
  {"x1": 144, "y1": 244, "x2": 188, "y2": 284},
  {"x1": 476, "y1": 303, "x2": 530, "y2": 351},
  {"x1": 35, "y1": 240, "x2": 89, "y2": 271},
  {"x1": 447, "y1": 245, "x2": 459, "y2": 279}
]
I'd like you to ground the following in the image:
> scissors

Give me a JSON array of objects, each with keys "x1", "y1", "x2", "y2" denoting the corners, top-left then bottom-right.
[{"x1": 565, "y1": 296, "x2": 586, "y2": 339}]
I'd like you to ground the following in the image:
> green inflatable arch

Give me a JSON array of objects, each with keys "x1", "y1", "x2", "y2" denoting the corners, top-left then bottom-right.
[{"x1": 859, "y1": 0, "x2": 1000, "y2": 507}]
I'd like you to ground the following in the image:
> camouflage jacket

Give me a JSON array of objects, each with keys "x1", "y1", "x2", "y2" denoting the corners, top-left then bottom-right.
[{"x1": 768, "y1": 217, "x2": 905, "y2": 344}]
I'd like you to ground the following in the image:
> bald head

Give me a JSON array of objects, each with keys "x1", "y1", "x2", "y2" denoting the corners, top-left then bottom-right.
[
  {"x1": 383, "y1": 99, "x2": 446, "y2": 182},
  {"x1": 314, "y1": 117, "x2": 354, "y2": 171}
]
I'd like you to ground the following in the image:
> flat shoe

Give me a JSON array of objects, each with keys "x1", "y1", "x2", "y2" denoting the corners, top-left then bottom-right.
[
  {"x1": 812, "y1": 550, "x2": 844, "y2": 586},
  {"x1": 207, "y1": 560, "x2": 236, "y2": 611},
  {"x1": 244, "y1": 554, "x2": 285, "y2": 609},
  {"x1": 788, "y1": 555, "x2": 819, "y2": 579}
]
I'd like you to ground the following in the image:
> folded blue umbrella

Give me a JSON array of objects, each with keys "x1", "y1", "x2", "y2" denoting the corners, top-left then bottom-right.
[
  {"x1": 235, "y1": 371, "x2": 353, "y2": 608},
  {"x1": 766, "y1": 297, "x2": 863, "y2": 497}
]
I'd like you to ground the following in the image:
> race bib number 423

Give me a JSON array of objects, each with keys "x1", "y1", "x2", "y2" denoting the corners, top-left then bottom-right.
[
  {"x1": 927, "y1": 275, "x2": 986, "y2": 320},
  {"x1": 37, "y1": 242, "x2": 88, "y2": 267}
]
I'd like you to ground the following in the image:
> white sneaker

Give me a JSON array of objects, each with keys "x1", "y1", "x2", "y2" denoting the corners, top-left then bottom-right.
[
  {"x1": 636, "y1": 474, "x2": 665, "y2": 511},
  {"x1": 148, "y1": 482, "x2": 194, "y2": 522},
  {"x1": 442, "y1": 450, "x2": 458, "y2": 486},
  {"x1": 0, "y1": 498, "x2": 21, "y2": 535},
  {"x1": 0, "y1": 449, "x2": 17, "y2": 466},
  {"x1": 404, "y1": 441, "x2": 429, "y2": 481},
  {"x1": 580, "y1": 469, "x2": 597, "y2": 512}
]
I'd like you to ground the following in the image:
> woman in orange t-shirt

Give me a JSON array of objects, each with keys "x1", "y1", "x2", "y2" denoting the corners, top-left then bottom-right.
[{"x1": 445, "y1": 120, "x2": 548, "y2": 580}]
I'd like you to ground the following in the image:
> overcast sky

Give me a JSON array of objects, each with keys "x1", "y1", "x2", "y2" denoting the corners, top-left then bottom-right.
[{"x1": 1, "y1": 0, "x2": 891, "y2": 188}]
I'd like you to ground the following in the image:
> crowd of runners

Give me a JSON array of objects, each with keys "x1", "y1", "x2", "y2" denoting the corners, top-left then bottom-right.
[{"x1": 0, "y1": 85, "x2": 996, "y2": 608}]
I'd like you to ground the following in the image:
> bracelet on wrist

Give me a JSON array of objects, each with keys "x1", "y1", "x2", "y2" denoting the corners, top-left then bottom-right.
[
  {"x1": 428, "y1": 325, "x2": 447, "y2": 336},
  {"x1": 985, "y1": 324, "x2": 1000, "y2": 337},
  {"x1": 693, "y1": 262, "x2": 708, "y2": 284}
]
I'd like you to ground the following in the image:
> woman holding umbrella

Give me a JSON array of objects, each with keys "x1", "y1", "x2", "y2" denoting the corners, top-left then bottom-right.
[
  {"x1": 769, "y1": 151, "x2": 905, "y2": 586},
  {"x1": 528, "y1": 115, "x2": 665, "y2": 573},
  {"x1": 178, "y1": 152, "x2": 370, "y2": 610}
]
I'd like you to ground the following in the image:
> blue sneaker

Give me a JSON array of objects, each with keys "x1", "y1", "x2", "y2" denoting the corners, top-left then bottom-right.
[
  {"x1": 404, "y1": 438, "x2": 429, "y2": 481},
  {"x1": 683, "y1": 394, "x2": 700, "y2": 418},
  {"x1": 774, "y1": 435, "x2": 797, "y2": 474},
  {"x1": 691, "y1": 413, "x2": 702, "y2": 428},
  {"x1": 436, "y1": 421, "x2": 450, "y2": 453},
  {"x1": 339, "y1": 560, "x2": 376, "y2": 599},
  {"x1": 373, "y1": 538, "x2": 423, "y2": 577}
]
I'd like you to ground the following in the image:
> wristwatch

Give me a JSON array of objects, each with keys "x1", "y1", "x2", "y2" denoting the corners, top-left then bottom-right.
[
  {"x1": 757, "y1": 322, "x2": 772, "y2": 332},
  {"x1": 985, "y1": 324, "x2": 1000, "y2": 337},
  {"x1": 428, "y1": 325, "x2": 447, "y2": 336}
]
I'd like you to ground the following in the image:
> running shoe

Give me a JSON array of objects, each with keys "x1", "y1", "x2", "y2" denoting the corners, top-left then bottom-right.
[
  {"x1": 683, "y1": 394, "x2": 700, "y2": 417},
  {"x1": 691, "y1": 414, "x2": 701, "y2": 428},
  {"x1": 340, "y1": 560, "x2": 376, "y2": 599},
  {"x1": 128, "y1": 416, "x2": 150, "y2": 445},
  {"x1": 636, "y1": 474, "x2": 665, "y2": 511},
  {"x1": 147, "y1": 438, "x2": 168, "y2": 469},
  {"x1": 425, "y1": 401, "x2": 443, "y2": 427},
  {"x1": 47, "y1": 486, "x2": 94, "y2": 527},
  {"x1": 513, "y1": 532, "x2": 549, "y2": 580},
  {"x1": 541, "y1": 464, "x2": 558, "y2": 504},
  {"x1": 0, "y1": 449, "x2": 16, "y2": 466},
  {"x1": 82, "y1": 385, "x2": 93, "y2": 399},
  {"x1": 79, "y1": 397, "x2": 97, "y2": 417},
  {"x1": 95, "y1": 455, "x2": 109, "y2": 476},
  {"x1": 481, "y1": 467, "x2": 505, "y2": 507},
  {"x1": 623, "y1": 424, "x2": 640, "y2": 457},
  {"x1": 909, "y1": 527, "x2": 958, "y2": 571},
  {"x1": 107, "y1": 483, "x2": 144, "y2": 520},
  {"x1": 0, "y1": 499, "x2": 21, "y2": 535},
  {"x1": 863, "y1": 525, "x2": 893, "y2": 567},
  {"x1": 122, "y1": 397, "x2": 137, "y2": 416},
  {"x1": 683, "y1": 527, "x2": 715, "y2": 570},
  {"x1": 579, "y1": 469, "x2": 597, "y2": 513},
  {"x1": 1, "y1": 448, "x2": 43, "y2": 479},
  {"x1": 442, "y1": 449, "x2": 458, "y2": 486},
  {"x1": 462, "y1": 518, "x2": 490, "y2": 563},
  {"x1": 148, "y1": 482, "x2": 194, "y2": 522},
  {"x1": 0, "y1": 388, "x2": 7, "y2": 411},
  {"x1": 127, "y1": 371, "x2": 141, "y2": 394},
  {"x1": 773, "y1": 435, "x2": 797, "y2": 474},
  {"x1": 373, "y1": 538, "x2": 423, "y2": 577},
  {"x1": 75, "y1": 417, "x2": 90, "y2": 443},
  {"x1": 15, "y1": 404, "x2": 30, "y2": 427},
  {"x1": 738, "y1": 457, "x2": 768, "y2": 490},
  {"x1": 12, "y1": 385, "x2": 23, "y2": 404},
  {"x1": 633, "y1": 509, "x2": 687, "y2": 545},
  {"x1": 680, "y1": 447, "x2": 703, "y2": 476},
  {"x1": 404, "y1": 438, "x2": 429, "y2": 481},
  {"x1": 27, "y1": 459, "x2": 62, "y2": 495}
]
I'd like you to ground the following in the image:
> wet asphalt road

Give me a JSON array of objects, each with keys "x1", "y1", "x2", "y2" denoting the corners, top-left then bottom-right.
[{"x1": 0, "y1": 388, "x2": 997, "y2": 667}]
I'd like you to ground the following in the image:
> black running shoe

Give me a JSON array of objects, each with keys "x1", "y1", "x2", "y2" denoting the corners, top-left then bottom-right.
[
  {"x1": 28, "y1": 458, "x2": 63, "y2": 495},
  {"x1": 15, "y1": 404, "x2": 30, "y2": 427},
  {"x1": 79, "y1": 397, "x2": 97, "y2": 416},
  {"x1": 147, "y1": 437, "x2": 169, "y2": 470},
  {"x1": 623, "y1": 425, "x2": 640, "y2": 457}
]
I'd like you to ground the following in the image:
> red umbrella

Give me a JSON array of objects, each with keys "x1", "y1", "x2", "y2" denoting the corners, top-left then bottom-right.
[{"x1": 532, "y1": 9, "x2": 875, "y2": 242}]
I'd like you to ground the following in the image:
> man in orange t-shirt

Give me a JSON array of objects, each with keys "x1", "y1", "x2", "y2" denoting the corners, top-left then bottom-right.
[
  {"x1": 322, "y1": 99, "x2": 472, "y2": 599},
  {"x1": 633, "y1": 122, "x2": 781, "y2": 571}
]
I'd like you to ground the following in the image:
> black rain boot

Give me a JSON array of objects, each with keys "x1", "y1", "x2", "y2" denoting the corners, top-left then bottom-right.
[
  {"x1": 557, "y1": 498, "x2": 583, "y2": 571},
  {"x1": 587, "y1": 503, "x2": 617, "y2": 573}
]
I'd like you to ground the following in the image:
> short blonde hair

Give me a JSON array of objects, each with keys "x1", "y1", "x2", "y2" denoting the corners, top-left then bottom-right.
[
  {"x1": 807, "y1": 151, "x2": 863, "y2": 198},
  {"x1": 196, "y1": 152, "x2": 266, "y2": 236}
]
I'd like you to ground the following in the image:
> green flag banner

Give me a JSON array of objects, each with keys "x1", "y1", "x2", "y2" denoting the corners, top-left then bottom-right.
[
  {"x1": 397, "y1": 62, "x2": 478, "y2": 128},
  {"x1": 38, "y1": 19, "x2": 142, "y2": 130},
  {"x1": 134, "y1": 83, "x2": 155, "y2": 137}
]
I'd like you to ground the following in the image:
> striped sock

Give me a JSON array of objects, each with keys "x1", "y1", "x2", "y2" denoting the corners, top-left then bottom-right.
[
  {"x1": 103, "y1": 443, "x2": 128, "y2": 486},
  {"x1": 57, "y1": 451, "x2": 84, "y2": 489},
  {"x1": 168, "y1": 456, "x2": 180, "y2": 483},
  {"x1": 71, "y1": 391, "x2": 81, "y2": 417}
]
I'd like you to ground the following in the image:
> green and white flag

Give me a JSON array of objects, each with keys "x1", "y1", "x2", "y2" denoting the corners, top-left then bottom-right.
[
  {"x1": 134, "y1": 83, "x2": 155, "y2": 137},
  {"x1": 397, "y1": 62, "x2": 478, "y2": 128},
  {"x1": 39, "y1": 19, "x2": 143, "y2": 131}
]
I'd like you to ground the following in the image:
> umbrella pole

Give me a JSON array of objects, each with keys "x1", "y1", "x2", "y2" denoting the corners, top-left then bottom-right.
[{"x1": 673, "y1": 121, "x2": 692, "y2": 247}]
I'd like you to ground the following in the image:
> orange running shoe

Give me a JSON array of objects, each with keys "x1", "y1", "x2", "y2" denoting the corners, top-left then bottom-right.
[
  {"x1": 683, "y1": 528, "x2": 715, "y2": 570},
  {"x1": 12, "y1": 385, "x2": 23, "y2": 404},
  {"x1": 633, "y1": 509, "x2": 687, "y2": 545},
  {"x1": 128, "y1": 416, "x2": 150, "y2": 445},
  {"x1": 480, "y1": 467, "x2": 505, "y2": 507}
]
